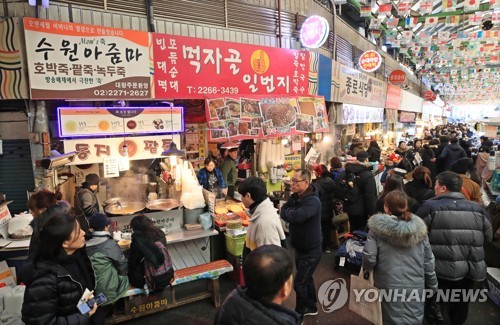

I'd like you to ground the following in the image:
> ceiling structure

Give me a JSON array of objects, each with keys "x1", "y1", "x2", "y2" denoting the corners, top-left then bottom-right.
[{"x1": 345, "y1": 0, "x2": 499, "y2": 105}]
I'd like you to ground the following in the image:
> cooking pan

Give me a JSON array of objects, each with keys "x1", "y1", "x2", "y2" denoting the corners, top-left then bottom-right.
[
  {"x1": 145, "y1": 199, "x2": 180, "y2": 211},
  {"x1": 104, "y1": 197, "x2": 122, "y2": 206},
  {"x1": 105, "y1": 201, "x2": 145, "y2": 215}
]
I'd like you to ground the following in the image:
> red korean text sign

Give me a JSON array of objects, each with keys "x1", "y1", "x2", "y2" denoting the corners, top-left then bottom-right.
[
  {"x1": 358, "y1": 50, "x2": 382, "y2": 73},
  {"x1": 153, "y1": 34, "x2": 309, "y2": 98},
  {"x1": 389, "y1": 70, "x2": 406, "y2": 85}
]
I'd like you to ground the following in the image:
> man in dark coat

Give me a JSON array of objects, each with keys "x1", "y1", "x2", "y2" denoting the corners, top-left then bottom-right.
[
  {"x1": 416, "y1": 171, "x2": 492, "y2": 325},
  {"x1": 438, "y1": 137, "x2": 467, "y2": 171},
  {"x1": 337, "y1": 151, "x2": 377, "y2": 231},
  {"x1": 214, "y1": 245, "x2": 300, "y2": 325},
  {"x1": 74, "y1": 173, "x2": 100, "y2": 236},
  {"x1": 280, "y1": 169, "x2": 321, "y2": 318}
]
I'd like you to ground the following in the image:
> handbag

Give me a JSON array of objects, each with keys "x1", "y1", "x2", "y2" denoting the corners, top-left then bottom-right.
[{"x1": 349, "y1": 267, "x2": 383, "y2": 325}]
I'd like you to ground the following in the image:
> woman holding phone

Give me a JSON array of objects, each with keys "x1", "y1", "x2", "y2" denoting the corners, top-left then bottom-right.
[{"x1": 21, "y1": 209, "x2": 103, "y2": 324}]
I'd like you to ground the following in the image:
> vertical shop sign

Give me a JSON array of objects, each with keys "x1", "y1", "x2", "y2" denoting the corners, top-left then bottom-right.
[
  {"x1": 23, "y1": 18, "x2": 151, "y2": 99},
  {"x1": 385, "y1": 84, "x2": 402, "y2": 109},
  {"x1": 153, "y1": 34, "x2": 309, "y2": 98}
]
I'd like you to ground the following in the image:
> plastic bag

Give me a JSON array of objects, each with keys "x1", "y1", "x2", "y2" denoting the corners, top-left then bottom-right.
[{"x1": 198, "y1": 212, "x2": 213, "y2": 230}]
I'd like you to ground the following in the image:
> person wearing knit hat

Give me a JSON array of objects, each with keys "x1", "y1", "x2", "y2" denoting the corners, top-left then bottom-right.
[
  {"x1": 74, "y1": 173, "x2": 101, "y2": 237},
  {"x1": 86, "y1": 212, "x2": 129, "y2": 306}
]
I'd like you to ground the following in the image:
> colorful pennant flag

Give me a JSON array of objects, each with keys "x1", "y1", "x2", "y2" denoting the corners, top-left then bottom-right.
[
  {"x1": 425, "y1": 16, "x2": 439, "y2": 26},
  {"x1": 360, "y1": 5, "x2": 371, "y2": 17},
  {"x1": 401, "y1": 30, "x2": 414, "y2": 43},
  {"x1": 370, "y1": 18, "x2": 382, "y2": 29},
  {"x1": 492, "y1": 11, "x2": 500, "y2": 23},
  {"x1": 398, "y1": 2, "x2": 412, "y2": 15},
  {"x1": 464, "y1": 0, "x2": 481, "y2": 11},
  {"x1": 386, "y1": 17, "x2": 399, "y2": 28},
  {"x1": 419, "y1": 0, "x2": 434, "y2": 14},
  {"x1": 491, "y1": 0, "x2": 500, "y2": 9},
  {"x1": 371, "y1": 30, "x2": 382, "y2": 38},
  {"x1": 445, "y1": 16, "x2": 460, "y2": 26},
  {"x1": 379, "y1": 4, "x2": 392, "y2": 15},
  {"x1": 442, "y1": 0, "x2": 457, "y2": 12},
  {"x1": 438, "y1": 31, "x2": 450, "y2": 41},
  {"x1": 406, "y1": 17, "x2": 420, "y2": 28},
  {"x1": 392, "y1": 40, "x2": 401, "y2": 48},
  {"x1": 468, "y1": 13, "x2": 483, "y2": 25}
]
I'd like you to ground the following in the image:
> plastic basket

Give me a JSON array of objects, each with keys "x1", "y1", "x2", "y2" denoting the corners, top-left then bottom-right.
[{"x1": 224, "y1": 233, "x2": 246, "y2": 256}]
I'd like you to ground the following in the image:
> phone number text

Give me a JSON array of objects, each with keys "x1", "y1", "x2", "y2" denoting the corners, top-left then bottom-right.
[
  {"x1": 186, "y1": 86, "x2": 239, "y2": 95},
  {"x1": 93, "y1": 89, "x2": 149, "y2": 97}
]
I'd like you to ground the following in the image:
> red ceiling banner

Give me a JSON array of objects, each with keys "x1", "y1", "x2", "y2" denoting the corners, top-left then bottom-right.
[{"x1": 153, "y1": 33, "x2": 310, "y2": 99}]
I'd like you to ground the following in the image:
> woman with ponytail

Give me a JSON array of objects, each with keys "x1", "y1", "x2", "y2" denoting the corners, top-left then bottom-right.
[
  {"x1": 363, "y1": 191, "x2": 439, "y2": 324},
  {"x1": 404, "y1": 166, "x2": 435, "y2": 205}
]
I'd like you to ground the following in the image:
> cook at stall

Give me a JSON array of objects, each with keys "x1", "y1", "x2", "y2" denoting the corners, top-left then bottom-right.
[
  {"x1": 74, "y1": 173, "x2": 100, "y2": 237},
  {"x1": 197, "y1": 156, "x2": 227, "y2": 198}
]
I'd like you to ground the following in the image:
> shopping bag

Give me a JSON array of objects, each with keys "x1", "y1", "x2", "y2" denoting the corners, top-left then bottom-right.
[{"x1": 349, "y1": 267, "x2": 382, "y2": 325}]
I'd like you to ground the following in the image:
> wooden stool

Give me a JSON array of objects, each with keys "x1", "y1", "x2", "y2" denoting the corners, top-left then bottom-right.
[{"x1": 332, "y1": 214, "x2": 350, "y2": 248}]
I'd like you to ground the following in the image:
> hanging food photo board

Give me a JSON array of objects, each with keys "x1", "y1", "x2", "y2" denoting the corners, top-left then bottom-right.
[{"x1": 205, "y1": 96, "x2": 328, "y2": 141}]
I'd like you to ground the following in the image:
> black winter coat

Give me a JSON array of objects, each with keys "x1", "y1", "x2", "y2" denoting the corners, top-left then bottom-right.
[
  {"x1": 340, "y1": 163, "x2": 377, "y2": 217},
  {"x1": 367, "y1": 146, "x2": 381, "y2": 162},
  {"x1": 21, "y1": 250, "x2": 96, "y2": 325},
  {"x1": 416, "y1": 192, "x2": 493, "y2": 281},
  {"x1": 421, "y1": 148, "x2": 437, "y2": 180},
  {"x1": 404, "y1": 180, "x2": 435, "y2": 205},
  {"x1": 128, "y1": 230, "x2": 167, "y2": 288},
  {"x1": 439, "y1": 143, "x2": 467, "y2": 171},
  {"x1": 280, "y1": 185, "x2": 322, "y2": 253},
  {"x1": 313, "y1": 176, "x2": 336, "y2": 221},
  {"x1": 214, "y1": 287, "x2": 301, "y2": 325}
]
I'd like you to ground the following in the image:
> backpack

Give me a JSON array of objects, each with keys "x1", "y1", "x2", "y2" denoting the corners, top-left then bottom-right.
[
  {"x1": 335, "y1": 171, "x2": 361, "y2": 204},
  {"x1": 144, "y1": 241, "x2": 174, "y2": 291}
]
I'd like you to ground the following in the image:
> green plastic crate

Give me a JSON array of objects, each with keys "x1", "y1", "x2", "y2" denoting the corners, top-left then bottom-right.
[{"x1": 224, "y1": 233, "x2": 246, "y2": 256}]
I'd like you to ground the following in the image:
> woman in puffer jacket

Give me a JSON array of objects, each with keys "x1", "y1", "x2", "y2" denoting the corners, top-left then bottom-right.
[
  {"x1": 363, "y1": 190, "x2": 438, "y2": 325},
  {"x1": 21, "y1": 210, "x2": 103, "y2": 324}
]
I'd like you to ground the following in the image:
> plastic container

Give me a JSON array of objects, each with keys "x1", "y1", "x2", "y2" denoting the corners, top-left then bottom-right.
[
  {"x1": 224, "y1": 233, "x2": 246, "y2": 256},
  {"x1": 183, "y1": 207, "x2": 204, "y2": 224}
]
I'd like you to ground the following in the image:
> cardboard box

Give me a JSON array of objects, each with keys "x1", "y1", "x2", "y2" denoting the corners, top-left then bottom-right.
[
  {"x1": 0, "y1": 202, "x2": 13, "y2": 239},
  {"x1": 485, "y1": 267, "x2": 500, "y2": 308}
]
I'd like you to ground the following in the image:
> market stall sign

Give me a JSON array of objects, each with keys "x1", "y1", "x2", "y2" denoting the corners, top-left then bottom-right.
[
  {"x1": 385, "y1": 84, "x2": 402, "y2": 110},
  {"x1": 300, "y1": 15, "x2": 330, "y2": 49},
  {"x1": 23, "y1": 18, "x2": 151, "y2": 100},
  {"x1": 424, "y1": 90, "x2": 435, "y2": 101},
  {"x1": 400, "y1": 90, "x2": 424, "y2": 113},
  {"x1": 337, "y1": 103, "x2": 384, "y2": 124},
  {"x1": 57, "y1": 106, "x2": 183, "y2": 138},
  {"x1": 388, "y1": 70, "x2": 406, "y2": 86},
  {"x1": 63, "y1": 134, "x2": 181, "y2": 165},
  {"x1": 204, "y1": 95, "x2": 328, "y2": 141},
  {"x1": 358, "y1": 50, "x2": 382, "y2": 73},
  {"x1": 399, "y1": 111, "x2": 416, "y2": 123},
  {"x1": 337, "y1": 63, "x2": 387, "y2": 108},
  {"x1": 153, "y1": 33, "x2": 309, "y2": 99}
]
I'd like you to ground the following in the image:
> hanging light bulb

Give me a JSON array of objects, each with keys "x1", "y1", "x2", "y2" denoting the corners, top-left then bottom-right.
[
  {"x1": 303, "y1": 134, "x2": 310, "y2": 143},
  {"x1": 169, "y1": 155, "x2": 177, "y2": 166},
  {"x1": 119, "y1": 144, "x2": 130, "y2": 171},
  {"x1": 323, "y1": 134, "x2": 332, "y2": 143},
  {"x1": 281, "y1": 137, "x2": 289, "y2": 145}
]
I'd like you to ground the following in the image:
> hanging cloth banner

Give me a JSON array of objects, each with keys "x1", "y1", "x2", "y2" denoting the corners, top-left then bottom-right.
[{"x1": 205, "y1": 95, "x2": 328, "y2": 141}]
